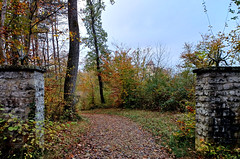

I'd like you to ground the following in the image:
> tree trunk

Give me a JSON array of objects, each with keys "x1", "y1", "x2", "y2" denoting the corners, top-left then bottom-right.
[
  {"x1": 46, "y1": 32, "x2": 50, "y2": 70},
  {"x1": 54, "y1": 14, "x2": 61, "y2": 74},
  {"x1": 0, "y1": 0, "x2": 7, "y2": 64},
  {"x1": 51, "y1": 18, "x2": 57, "y2": 76},
  {"x1": 88, "y1": 0, "x2": 105, "y2": 104},
  {"x1": 42, "y1": 38, "x2": 46, "y2": 67},
  {"x1": 64, "y1": 0, "x2": 80, "y2": 120},
  {"x1": 54, "y1": 14, "x2": 62, "y2": 92},
  {"x1": 11, "y1": 3, "x2": 19, "y2": 65}
]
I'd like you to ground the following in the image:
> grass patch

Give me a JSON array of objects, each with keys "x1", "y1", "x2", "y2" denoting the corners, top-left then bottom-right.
[{"x1": 82, "y1": 108, "x2": 194, "y2": 158}]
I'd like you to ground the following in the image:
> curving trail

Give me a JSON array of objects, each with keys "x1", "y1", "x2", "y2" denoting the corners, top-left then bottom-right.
[{"x1": 73, "y1": 114, "x2": 173, "y2": 159}]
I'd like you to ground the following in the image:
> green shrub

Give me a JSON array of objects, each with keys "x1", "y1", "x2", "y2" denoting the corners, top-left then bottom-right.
[
  {"x1": 169, "y1": 111, "x2": 195, "y2": 157},
  {"x1": 198, "y1": 141, "x2": 240, "y2": 159},
  {"x1": 135, "y1": 69, "x2": 195, "y2": 112},
  {"x1": 0, "y1": 111, "x2": 44, "y2": 158},
  {"x1": 0, "y1": 107, "x2": 87, "y2": 159}
]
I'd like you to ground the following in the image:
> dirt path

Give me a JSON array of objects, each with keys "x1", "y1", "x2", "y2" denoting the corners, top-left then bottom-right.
[{"x1": 73, "y1": 114, "x2": 173, "y2": 159}]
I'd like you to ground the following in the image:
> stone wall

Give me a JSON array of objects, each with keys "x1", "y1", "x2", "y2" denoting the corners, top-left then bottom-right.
[
  {"x1": 0, "y1": 66, "x2": 45, "y2": 145},
  {"x1": 193, "y1": 67, "x2": 240, "y2": 149}
]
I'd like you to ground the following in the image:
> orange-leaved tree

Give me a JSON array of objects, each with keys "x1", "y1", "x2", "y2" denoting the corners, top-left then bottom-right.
[
  {"x1": 101, "y1": 49, "x2": 140, "y2": 108},
  {"x1": 181, "y1": 34, "x2": 230, "y2": 69},
  {"x1": 76, "y1": 70, "x2": 99, "y2": 110},
  {"x1": 0, "y1": 0, "x2": 65, "y2": 65}
]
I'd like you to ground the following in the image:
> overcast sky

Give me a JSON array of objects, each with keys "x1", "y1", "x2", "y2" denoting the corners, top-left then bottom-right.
[{"x1": 98, "y1": 0, "x2": 238, "y2": 67}]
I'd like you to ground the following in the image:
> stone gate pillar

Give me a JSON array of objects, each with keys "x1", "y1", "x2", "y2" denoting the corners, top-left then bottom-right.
[
  {"x1": 0, "y1": 65, "x2": 45, "y2": 147},
  {"x1": 193, "y1": 67, "x2": 240, "y2": 149}
]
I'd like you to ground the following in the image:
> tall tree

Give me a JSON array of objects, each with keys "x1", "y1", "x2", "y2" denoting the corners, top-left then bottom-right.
[
  {"x1": 0, "y1": 0, "x2": 65, "y2": 65},
  {"x1": 0, "y1": 0, "x2": 7, "y2": 64},
  {"x1": 63, "y1": 0, "x2": 80, "y2": 120},
  {"x1": 83, "y1": 0, "x2": 113, "y2": 104}
]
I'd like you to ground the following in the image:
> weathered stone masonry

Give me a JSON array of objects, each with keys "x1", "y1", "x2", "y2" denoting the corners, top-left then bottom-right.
[
  {"x1": 194, "y1": 67, "x2": 240, "y2": 149},
  {"x1": 0, "y1": 66, "x2": 45, "y2": 146},
  {"x1": 0, "y1": 66, "x2": 45, "y2": 121}
]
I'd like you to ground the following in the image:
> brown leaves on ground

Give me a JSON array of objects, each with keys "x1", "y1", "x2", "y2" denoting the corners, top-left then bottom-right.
[{"x1": 71, "y1": 114, "x2": 174, "y2": 159}]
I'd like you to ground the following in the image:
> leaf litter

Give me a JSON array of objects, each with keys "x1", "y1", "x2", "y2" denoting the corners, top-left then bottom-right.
[{"x1": 72, "y1": 114, "x2": 174, "y2": 159}]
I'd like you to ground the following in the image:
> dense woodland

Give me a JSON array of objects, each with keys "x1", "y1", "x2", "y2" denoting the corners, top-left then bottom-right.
[{"x1": 1, "y1": 0, "x2": 240, "y2": 158}]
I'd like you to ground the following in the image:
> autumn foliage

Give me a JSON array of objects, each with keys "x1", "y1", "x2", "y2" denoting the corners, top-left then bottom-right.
[
  {"x1": 77, "y1": 48, "x2": 195, "y2": 112},
  {"x1": 0, "y1": 0, "x2": 65, "y2": 65},
  {"x1": 101, "y1": 50, "x2": 140, "y2": 108}
]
